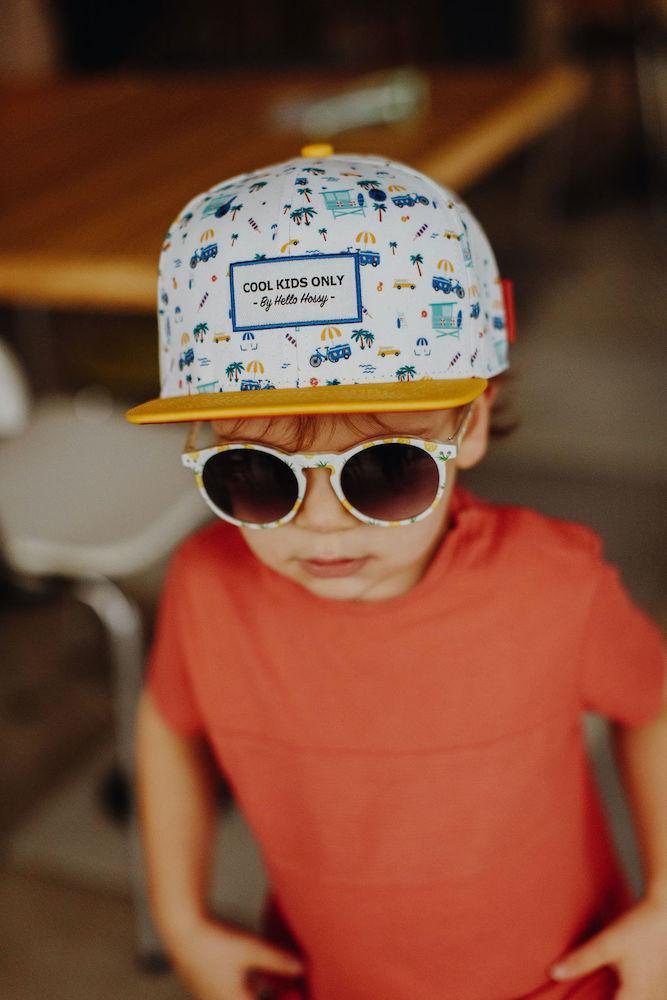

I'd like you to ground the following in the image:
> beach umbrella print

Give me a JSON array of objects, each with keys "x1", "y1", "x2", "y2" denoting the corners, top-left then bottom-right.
[
  {"x1": 355, "y1": 231, "x2": 377, "y2": 246},
  {"x1": 181, "y1": 332, "x2": 190, "y2": 346},
  {"x1": 321, "y1": 326, "x2": 342, "y2": 341},
  {"x1": 280, "y1": 239, "x2": 299, "y2": 254},
  {"x1": 200, "y1": 229, "x2": 215, "y2": 243},
  {"x1": 437, "y1": 259, "x2": 455, "y2": 273},
  {"x1": 388, "y1": 184, "x2": 406, "y2": 192},
  {"x1": 246, "y1": 360, "x2": 265, "y2": 374}
]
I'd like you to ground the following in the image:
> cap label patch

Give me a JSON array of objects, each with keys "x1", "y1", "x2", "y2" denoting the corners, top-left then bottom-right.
[{"x1": 229, "y1": 253, "x2": 362, "y2": 331}]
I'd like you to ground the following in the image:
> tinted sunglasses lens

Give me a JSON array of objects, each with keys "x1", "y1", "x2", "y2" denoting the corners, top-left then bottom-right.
[
  {"x1": 202, "y1": 449, "x2": 298, "y2": 524},
  {"x1": 340, "y1": 443, "x2": 440, "y2": 522}
]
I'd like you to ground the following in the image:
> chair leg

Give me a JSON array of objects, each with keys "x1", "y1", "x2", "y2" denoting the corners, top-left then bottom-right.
[{"x1": 72, "y1": 574, "x2": 168, "y2": 968}]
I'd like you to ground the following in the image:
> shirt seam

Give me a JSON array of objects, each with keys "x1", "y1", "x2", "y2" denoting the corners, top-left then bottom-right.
[{"x1": 209, "y1": 703, "x2": 580, "y2": 756}]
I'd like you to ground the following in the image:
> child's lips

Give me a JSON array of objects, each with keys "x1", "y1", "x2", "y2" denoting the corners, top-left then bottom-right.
[{"x1": 298, "y1": 556, "x2": 369, "y2": 578}]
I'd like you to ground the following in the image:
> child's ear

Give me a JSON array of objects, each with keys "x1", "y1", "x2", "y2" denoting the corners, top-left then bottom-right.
[{"x1": 455, "y1": 383, "x2": 498, "y2": 470}]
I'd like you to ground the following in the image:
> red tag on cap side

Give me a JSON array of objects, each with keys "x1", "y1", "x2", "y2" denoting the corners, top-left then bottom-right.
[{"x1": 501, "y1": 279, "x2": 516, "y2": 344}]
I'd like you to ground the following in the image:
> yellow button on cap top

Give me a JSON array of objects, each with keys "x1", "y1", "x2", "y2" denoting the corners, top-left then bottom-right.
[{"x1": 300, "y1": 143, "x2": 334, "y2": 158}]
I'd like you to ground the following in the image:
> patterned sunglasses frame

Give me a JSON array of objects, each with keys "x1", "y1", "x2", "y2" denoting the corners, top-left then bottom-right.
[{"x1": 181, "y1": 402, "x2": 474, "y2": 529}]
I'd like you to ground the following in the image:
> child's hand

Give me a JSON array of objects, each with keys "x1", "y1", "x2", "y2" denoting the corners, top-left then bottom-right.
[
  {"x1": 167, "y1": 917, "x2": 306, "y2": 1000},
  {"x1": 549, "y1": 893, "x2": 667, "y2": 999}
]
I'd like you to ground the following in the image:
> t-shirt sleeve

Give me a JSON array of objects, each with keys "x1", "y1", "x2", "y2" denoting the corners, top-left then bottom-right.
[
  {"x1": 144, "y1": 544, "x2": 205, "y2": 737},
  {"x1": 580, "y1": 558, "x2": 665, "y2": 726}
]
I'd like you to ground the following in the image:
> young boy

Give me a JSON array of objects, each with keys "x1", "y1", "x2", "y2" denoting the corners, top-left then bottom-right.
[{"x1": 127, "y1": 148, "x2": 667, "y2": 1000}]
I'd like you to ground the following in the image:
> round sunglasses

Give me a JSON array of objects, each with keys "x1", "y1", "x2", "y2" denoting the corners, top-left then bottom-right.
[{"x1": 181, "y1": 404, "x2": 473, "y2": 529}]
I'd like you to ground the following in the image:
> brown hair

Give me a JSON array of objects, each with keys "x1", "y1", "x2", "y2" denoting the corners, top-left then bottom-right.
[{"x1": 212, "y1": 371, "x2": 518, "y2": 451}]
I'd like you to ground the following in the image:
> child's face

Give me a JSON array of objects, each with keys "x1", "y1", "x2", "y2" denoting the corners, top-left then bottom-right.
[{"x1": 211, "y1": 393, "x2": 493, "y2": 602}]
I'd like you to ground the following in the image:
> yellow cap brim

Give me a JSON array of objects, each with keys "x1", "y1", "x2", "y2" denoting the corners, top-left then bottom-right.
[{"x1": 125, "y1": 378, "x2": 488, "y2": 424}]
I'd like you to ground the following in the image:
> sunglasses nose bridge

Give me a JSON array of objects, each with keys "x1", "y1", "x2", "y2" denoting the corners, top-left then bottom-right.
[{"x1": 300, "y1": 458, "x2": 336, "y2": 475}]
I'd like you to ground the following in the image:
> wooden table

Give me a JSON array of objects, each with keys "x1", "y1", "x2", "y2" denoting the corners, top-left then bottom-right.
[{"x1": 0, "y1": 64, "x2": 589, "y2": 314}]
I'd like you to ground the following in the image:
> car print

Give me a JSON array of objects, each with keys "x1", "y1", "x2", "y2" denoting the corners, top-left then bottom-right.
[
  {"x1": 432, "y1": 275, "x2": 465, "y2": 298},
  {"x1": 178, "y1": 347, "x2": 195, "y2": 370},
  {"x1": 377, "y1": 346, "x2": 401, "y2": 357},
  {"x1": 443, "y1": 230, "x2": 461, "y2": 240},
  {"x1": 190, "y1": 243, "x2": 218, "y2": 268},
  {"x1": 393, "y1": 279, "x2": 416, "y2": 290},
  {"x1": 390, "y1": 193, "x2": 430, "y2": 208},
  {"x1": 213, "y1": 334, "x2": 231, "y2": 343},
  {"x1": 309, "y1": 343, "x2": 352, "y2": 366}
]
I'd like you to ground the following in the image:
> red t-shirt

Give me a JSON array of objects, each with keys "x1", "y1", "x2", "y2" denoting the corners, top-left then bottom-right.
[{"x1": 146, "y1": 485, "x2": 665, "y2": 1000}]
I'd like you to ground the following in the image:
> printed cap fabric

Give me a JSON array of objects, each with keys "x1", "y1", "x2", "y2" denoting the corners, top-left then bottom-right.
[{"x1": 126, "y1": 152, "x2": 510, "y2": 423}]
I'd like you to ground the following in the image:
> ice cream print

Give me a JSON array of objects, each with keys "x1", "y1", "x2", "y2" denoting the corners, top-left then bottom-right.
[{"x1": 155, "y1": 152, "x2": 510, "y2": 400}]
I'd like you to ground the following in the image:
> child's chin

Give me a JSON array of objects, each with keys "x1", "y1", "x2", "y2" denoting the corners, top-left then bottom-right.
[{"x1": 295, "y1": 570, "x2": 372, "y2": 601}]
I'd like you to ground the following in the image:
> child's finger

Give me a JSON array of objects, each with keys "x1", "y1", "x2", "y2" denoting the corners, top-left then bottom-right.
[
  {"x1": 550, "y1": 931, "x2": 616, "y2": 981},
  {"x1": 244, "y1": 939, "x2": 305, "y2": 975}
]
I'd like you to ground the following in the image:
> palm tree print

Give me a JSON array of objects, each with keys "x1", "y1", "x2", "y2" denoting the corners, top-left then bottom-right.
[
  {"x1": 352, "y1": 328, "x2": 374, "y2": 349},
  {"x1": 297, "y1": 187, "x2": 312, "y2": 202},
  {"x1": 303, "y1": 167, "x2": 326, "y2": 175},
  {"x1": 249, "y1": 181, "x2": 267, "y2": 193},
  {"x1": 231, "y1": 233, "x2": 239, "y2": 245},
  {"x1": 389, "y1": 241, "x2": 398, "y2": 255},
  {"x1": 291, "y1": 206, "x2": 316, "y2": 226},
  {"x1": 326, "y1": 379, "x2": 341, "y2": 385},
  {"x1": 374, "y1": 203, "x2": 386, "y2": 222},
  {"x1": 283, "y1": 203, "x2": 292, "y2": 214},
  {"x1": 410, "y1": 253, "x2": 424, "y2": 277},
  {"x1": 396, "y1": 365, "x2": 416, "y2": 381},
  {"x1": 230, "y1": 203, "x2": 243, "y2": 221},
  {"x1": 254, "y1": 253, "x2": 267, "y2": 260},
  {"x1": 193, "y1": 322, "x2": 208, "y2": 343},
  {"x1": 318, "y1": 228, "x2": 328, "y2": 241},
  {"x1": 185, "y1": 373, "x2": 193, "y2": 393},
  {"x1": 226, "y1": 361, "x2": 244, "y2": 383}
]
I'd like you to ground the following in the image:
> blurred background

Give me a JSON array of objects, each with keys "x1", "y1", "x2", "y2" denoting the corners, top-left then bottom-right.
[{"x1": 0, "y1": 1, "x2": 665, "y2": 997}]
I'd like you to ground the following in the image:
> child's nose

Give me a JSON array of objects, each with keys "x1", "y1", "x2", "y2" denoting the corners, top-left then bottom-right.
[{"x1": 294, "y1": 467, "x2": 357, "y2": 532}]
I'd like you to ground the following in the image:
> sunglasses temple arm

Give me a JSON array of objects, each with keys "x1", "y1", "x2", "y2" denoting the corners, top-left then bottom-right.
[
  {"x1": 452, "y1": 402, "x2": 474, "y2": 446},
  {"x1": 184, "y1": 420, "x2": 202, "y2": 452}
]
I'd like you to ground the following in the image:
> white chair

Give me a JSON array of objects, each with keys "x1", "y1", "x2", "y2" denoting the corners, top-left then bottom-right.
[{"x1": 0, "y1": 338, "x2": 211, "y2": 965}]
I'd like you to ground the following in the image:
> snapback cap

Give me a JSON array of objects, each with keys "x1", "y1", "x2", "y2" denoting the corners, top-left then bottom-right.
[{"x1": 126, "y1": 147, "x2": 511, "y2": 424}]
